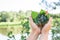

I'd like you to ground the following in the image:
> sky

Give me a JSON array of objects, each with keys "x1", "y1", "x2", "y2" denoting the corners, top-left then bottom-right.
[
  {"x1": 0, "y1": 0, "x2": 40, "y2": 12},
  {"x1": 0, "y1": 0, "x2": 60, "y2": 14}
]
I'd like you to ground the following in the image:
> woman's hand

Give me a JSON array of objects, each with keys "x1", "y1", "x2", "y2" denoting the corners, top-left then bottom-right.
[
  {"x1": 29, "y1": 16, "x2": 41, "y2": 34},
  {"x1": 27, "y1": 16, "x2": 52, "y2": 40},
  {"x1": 27, "y1": 16, "x2": 41, "y2": 40},
  {"x1": 40, "y1": 17, "x2": 52, "y2": 40},
  {"x1": 41, "y1": 17, "x2": 52, "y2": 34}
]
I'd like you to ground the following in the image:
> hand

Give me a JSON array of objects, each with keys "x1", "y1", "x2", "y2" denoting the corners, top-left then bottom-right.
[
  {"x1": 41, "y1": 17, "x2": 52, "y2": 34},
  {"x1": 29, "y1": 16, "x2": 41, "y2": 34},
  {"x1": 27, "y1": 16, "x2": 52, "y2": 40},
  {"x1": 27, "y1": 16, "x2": 41, "y2": 40},
  {"x1": 40, "y1": 17, "x2": 52, "y2": 40}
]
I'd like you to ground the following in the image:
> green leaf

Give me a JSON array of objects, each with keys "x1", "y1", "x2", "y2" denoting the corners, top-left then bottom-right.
[
  {"x1": 40, "y1": 9, "x2": 46, "y2": 15},
  {"x1": 31, "y1": 11, "x2": 38, "y2": 19}
]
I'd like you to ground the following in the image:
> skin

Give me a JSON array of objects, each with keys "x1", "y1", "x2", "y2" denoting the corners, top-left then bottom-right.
[{"x1": 27, "y1": 16, "x2": 52, "y2": 40}]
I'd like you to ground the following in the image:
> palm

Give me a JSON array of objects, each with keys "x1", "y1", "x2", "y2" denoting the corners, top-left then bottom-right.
[
  {"x1": 29, "y1": 16, "x2": 52, "y2": 34},
  {"x1": 42, "y1": 17, "x2": 52, "y2": 33},
  {"x1": 29, "y1": 16, "x2": 41, "y2": 33}
]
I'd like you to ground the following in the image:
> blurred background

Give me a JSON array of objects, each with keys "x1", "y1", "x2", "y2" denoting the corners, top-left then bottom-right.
[{"x1": 0, "y1": 0, "x2": 60, "y2": 40}]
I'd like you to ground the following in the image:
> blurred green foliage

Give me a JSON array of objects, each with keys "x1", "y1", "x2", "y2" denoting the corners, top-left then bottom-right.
[{"x1": 0, "y1": 10, "x2": 60, "y2": 40}]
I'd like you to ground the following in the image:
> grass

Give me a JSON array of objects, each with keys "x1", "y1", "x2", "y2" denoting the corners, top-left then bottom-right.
[
  {"x1": 0, "y1": 22, "x2": 21, "y2": 28},
  {"x1": 0, "y1": 22, "x2": 23, "y2": 35}
]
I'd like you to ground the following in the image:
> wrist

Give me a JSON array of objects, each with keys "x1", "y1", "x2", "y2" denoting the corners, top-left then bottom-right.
[
  {"x1": 27, "y1": 30, "x2": 40, "y2": 40},
  {"x1": 41, "y1": 33, "x2": 48, "y2": 36},
  {"x1": 31, "y1": 30, "x2": 40, "y2": 35},
  {"x1": 40, "y1": 33, "x2": 49, "y2": 40},
  {"x1": 41, "y1": 30, "x2": 49, "y2": 34},
  {"x1": 32, "y1": 29, "x2": 40, "y2": 34},
  {"x1": 41, "y1": 32, "x2": 49, "y2": 37}
]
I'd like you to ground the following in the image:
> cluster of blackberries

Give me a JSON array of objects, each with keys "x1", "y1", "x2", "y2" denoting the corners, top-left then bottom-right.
[{"x1": 32, "y1": 10, "x2": 50, "y2": 29}]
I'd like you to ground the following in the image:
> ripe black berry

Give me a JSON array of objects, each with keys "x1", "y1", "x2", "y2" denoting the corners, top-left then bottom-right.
[{"x1": 31, "y1": 9, "x2": 50, "y2": 29}]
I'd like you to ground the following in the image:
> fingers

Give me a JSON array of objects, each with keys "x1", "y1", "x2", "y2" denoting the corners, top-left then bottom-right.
[
  {"x1": 29, "y1": 16, "x2": 41, "y2": 33},
  {"x1": 46, "y1": 17, "x2": 52, "y2": 27},
  {"x1": 48, "y1": 17, "x2": 52, "y2": 24},
  {"x1": 29, "y1": 16, "x2": 34, "y2": 24},
  {"x1": 29, "y1": 16, "x2": 35, "y2": 28},
  {"x1": 29, "y1": 16, "x2": 38, "y2": 29},
  {"x1": 42, "y1": 17, "x2": 52, "y2": 32}
]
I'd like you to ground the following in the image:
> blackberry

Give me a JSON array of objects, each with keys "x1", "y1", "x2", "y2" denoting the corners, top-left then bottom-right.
[{"x1": 31, "y1": 9, "x2": 50, "y2": 29}]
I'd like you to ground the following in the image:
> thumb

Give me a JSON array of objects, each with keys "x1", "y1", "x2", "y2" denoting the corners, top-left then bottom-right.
[
  {"x1": 29, "y1": 16, "x2": 34, "y2": 24},
  {"x1": 48, "y1": 17, "x2": 52, "y2": 25},
  {"x1": 42, "y1": 17, "x2": 52, "y2": 32}
]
